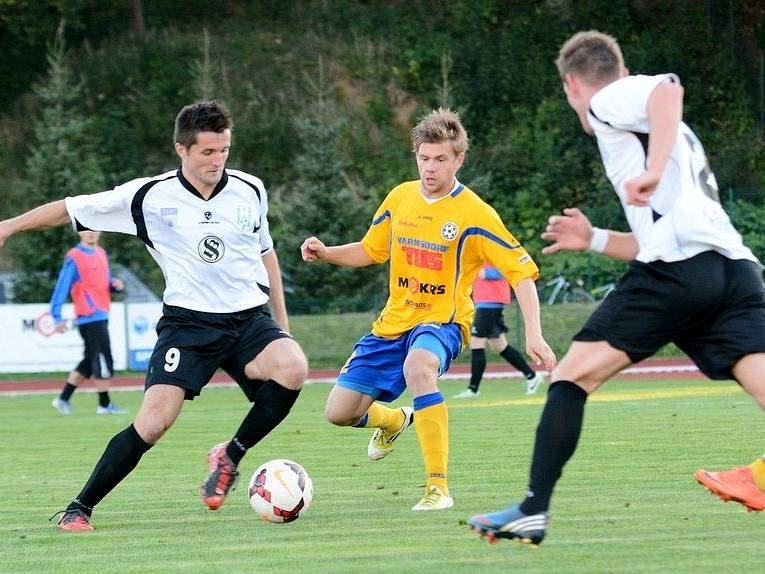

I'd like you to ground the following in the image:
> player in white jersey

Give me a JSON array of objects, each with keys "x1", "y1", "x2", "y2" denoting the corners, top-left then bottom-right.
[
  {"x1": 0, "y1": 101, "x2": 308, "y2": 531},
  {"x1": 468, "y1": 31, "x2": 765, "y2": 545}
]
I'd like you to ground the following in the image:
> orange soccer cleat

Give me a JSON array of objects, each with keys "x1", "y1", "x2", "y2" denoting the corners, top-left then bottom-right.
[{"x1": 694, "y1": 466, "x2": 765, "y2": 512}]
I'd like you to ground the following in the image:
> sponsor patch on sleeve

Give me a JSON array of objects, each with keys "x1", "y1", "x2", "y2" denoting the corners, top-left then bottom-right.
[{"x1": 519, "y1": 254, "x2": 531, "y2": 264}]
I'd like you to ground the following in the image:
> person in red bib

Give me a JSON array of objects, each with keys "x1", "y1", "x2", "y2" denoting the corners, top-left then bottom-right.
[
  {"x1": 453, "y1": 264, "x2": 545, "y2": 399},
  {"x1": 50, "y1": 230, "x2": 126, "y2": 415}
]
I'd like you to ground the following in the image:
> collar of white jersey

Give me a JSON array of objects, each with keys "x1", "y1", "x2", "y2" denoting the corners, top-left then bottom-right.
[{"x1": 177, "y1": 168, "x2": 229, "y2": 201}]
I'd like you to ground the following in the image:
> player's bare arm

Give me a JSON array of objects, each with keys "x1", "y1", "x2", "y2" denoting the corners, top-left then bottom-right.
[
  {"x1": 542, "y1": 207, "x2": 638, "y2": 261},
  {"x1": 513, "y1": 277, "x2": 556, "y2": 372},
  {"x1": 262, "y1": 249, "x2": 289, "y2": 332},
  {"x1": 624, "y1": 82, "x2": 684, "y2": 206},
  {"x1": 300, "y1": 237, "x2": 375, "y2": 267},
  {"x1": 0, "y1": 199, "x2": 70, "y2": 248}
]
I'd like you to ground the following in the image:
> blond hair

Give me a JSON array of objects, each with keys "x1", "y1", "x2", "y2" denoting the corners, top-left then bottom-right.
[
  {"x1": 410, "y1": 108, "x2": 469, "y2": 156},
  {"x1": 556, "y1": 30, "x2": 624, "y2": 85}
]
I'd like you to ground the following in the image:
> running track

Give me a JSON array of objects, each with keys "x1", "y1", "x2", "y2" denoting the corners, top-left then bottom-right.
[{"x1": 0, "y1": 358, "x2": 702, "y2": 396}]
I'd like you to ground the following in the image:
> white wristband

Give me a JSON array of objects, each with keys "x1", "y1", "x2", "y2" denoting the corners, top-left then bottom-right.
[{"x1": 588, "y1": 227, "x2": 608, "y2": 253}]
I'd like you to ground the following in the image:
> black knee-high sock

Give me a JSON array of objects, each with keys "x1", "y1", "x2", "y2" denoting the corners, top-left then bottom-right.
[
  {"x1": 60, "y1": 383, "x2": 77, "y2": 402},
  {"x1": 520, "y1": 381, "x2": 588, "y2": 515},
  {"x1": 499, "y1": 344, "x2": 535, "y2": 379},
  {"x1": 68, "y1": 424, "x2": 152, "y2": 515},
  {"x1": 469, "y1": 349, "x2": 486, "y2": 392},
  {"x1": 98, "y1": 392, "x2": 110, "y2": 408},
  {"x1": 226, "y1": 380, "x2": 301, "y2": 465}
]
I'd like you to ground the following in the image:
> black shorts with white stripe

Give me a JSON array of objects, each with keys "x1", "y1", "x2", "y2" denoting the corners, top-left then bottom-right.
[
  {"x1": 144, "y1": 304, "x2": 292, "y2": 400},
  {"x1": 574, "y1": 250, "x2": 765, "y2": 380}
]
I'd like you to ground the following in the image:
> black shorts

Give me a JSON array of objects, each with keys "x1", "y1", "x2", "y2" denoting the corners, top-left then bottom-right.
[
  {"x1": 574, "y1": 250, "x2": 765, "y2": 380},
  {"x1": 75, "y1": 320, "x2": 114, "y2": 379},
  {"x1": 471, "y1": 307, "x2": 508, "y2": 339},
  {"x1": 144, "y1": 304, "x2": 293, "y2": 400}
]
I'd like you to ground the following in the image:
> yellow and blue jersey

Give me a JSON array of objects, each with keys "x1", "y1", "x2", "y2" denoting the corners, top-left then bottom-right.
[{"x1": 361, "y1": 179, "x2": 539, "y2": 345}]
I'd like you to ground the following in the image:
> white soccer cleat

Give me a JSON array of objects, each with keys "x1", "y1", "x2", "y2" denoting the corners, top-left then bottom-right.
[
  {"x1": 412, "y1": 485, "x2": 454, "y2": 511},
  {"x1": 96, "y1": 403, "x2": 127, "y2": 415},
  {"x1": 52, "y1": 397, "x2": 72, "y2": 415},
  {"x1": 525, "y1": 373, "x2": 546, "y2": 395},
  {"x1": 452, "y1": 388, "x2": 479, "y2": 399},
  {"x1": 367, "y1": 406, "x2": 414, "y2": 461}
]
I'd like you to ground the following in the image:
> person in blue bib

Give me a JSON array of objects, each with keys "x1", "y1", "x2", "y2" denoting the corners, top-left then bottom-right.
[{"x1": 50, "y1": 230, "x2": 126, "y2": 416}]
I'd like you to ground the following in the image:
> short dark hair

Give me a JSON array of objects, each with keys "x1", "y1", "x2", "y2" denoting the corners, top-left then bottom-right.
[
  {"x1": 173, "y1": 101, "x2": 233, "y2": 148},
  {"x1": 556, "y1": 30, "x2": 624, "y2": 85}
]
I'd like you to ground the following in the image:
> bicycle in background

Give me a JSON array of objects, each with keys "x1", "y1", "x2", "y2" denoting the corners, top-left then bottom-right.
[{"x1": 538, "y1": 275, "x2": 594, "y2": 305}]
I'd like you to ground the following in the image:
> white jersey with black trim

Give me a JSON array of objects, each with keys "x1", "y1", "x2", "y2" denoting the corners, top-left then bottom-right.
[
  {"x1": 65, "y1": 168, "x2": 274, "y2": 313},
  {"x1": 588, "y1": 73, "x2": 756, "y2": 264}
]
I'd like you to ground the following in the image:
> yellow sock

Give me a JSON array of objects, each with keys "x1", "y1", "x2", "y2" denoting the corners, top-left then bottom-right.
[
  {"x1": 749, "y1": 455, "x2": 765, "y2": 491},
  {"x1": 413, "y1": 402, "x2": 449, "y2": 494},
  {"x1": 363, "y1": 402, "x2": 404, "y2": 432}
]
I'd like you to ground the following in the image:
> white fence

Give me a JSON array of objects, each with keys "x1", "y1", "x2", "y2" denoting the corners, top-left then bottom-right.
[{"x1": 0, "y1": 302, "x2": 163, "y2": 373}]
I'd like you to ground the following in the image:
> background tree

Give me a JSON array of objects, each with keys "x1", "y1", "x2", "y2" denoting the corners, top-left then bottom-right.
[
  {"x1": 278, "y1": 62, "x2": 385, "y2": 313},
  {"x1": 8, "y1": 23, "x2": 105, "y2": 302}
]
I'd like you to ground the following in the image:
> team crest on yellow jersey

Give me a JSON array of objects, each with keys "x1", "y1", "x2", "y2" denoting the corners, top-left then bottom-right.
[{"x1": 441, "y1": 222, "x2": 458, "y2": 241}]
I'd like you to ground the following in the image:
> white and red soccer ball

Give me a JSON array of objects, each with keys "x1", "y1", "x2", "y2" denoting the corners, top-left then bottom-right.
[{"x1": 248, "y1": 459, "x2": 313, "y2": 523}]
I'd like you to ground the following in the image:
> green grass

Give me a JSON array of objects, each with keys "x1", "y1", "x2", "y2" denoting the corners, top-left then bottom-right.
[{"x1": 2, "y1": 377, "x2": 762, "y2": 573}]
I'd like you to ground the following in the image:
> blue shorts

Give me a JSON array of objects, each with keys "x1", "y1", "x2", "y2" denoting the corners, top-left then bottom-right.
[{"x1": 336, "y1": 323, "x2": 463, "y2": 403}]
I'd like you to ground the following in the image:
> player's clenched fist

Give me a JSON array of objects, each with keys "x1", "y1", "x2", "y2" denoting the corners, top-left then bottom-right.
[{"x1": 301, "y1": 236, "x2": 327, "y2": 262}]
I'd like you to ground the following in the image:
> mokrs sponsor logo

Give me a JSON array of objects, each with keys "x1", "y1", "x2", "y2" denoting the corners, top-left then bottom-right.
[
  {"x1": 401, "y1": 246, "x2": 443, "y2": 270},
  {"x1": 405, "y1": 299, "x2": 433, "y2": 310},
  {"x1": 198, "y1": 236, "x2": 225, "y2": 262},
  {"x1": 397, "y1": 276, "x2": 446, "y2": 295}
]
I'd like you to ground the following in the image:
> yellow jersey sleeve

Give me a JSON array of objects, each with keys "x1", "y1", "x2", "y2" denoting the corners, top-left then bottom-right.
[
  {"x1": 360, "y1": 189, "x2": 398, "y2": 263},
  {"x1": 474, "y1": 204, "x2": 539, "y2": 287}
]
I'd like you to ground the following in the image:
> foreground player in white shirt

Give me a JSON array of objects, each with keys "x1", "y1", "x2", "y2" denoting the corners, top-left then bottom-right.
[
  {"x1": 468, "y1": 30, "x2": 765, "y2": 545},
  {"x1": 0, "y1": 101, "x2": 308, "y2": 531}
]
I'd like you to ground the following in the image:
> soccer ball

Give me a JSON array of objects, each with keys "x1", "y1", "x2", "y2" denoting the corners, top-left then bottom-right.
[{"x1": 248, "y1": 459, "x2": 313, "y2": 523}]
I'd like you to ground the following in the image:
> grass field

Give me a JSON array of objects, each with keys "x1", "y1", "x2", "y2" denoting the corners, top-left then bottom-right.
[{"x1": 2, "y1": 376, "x2": 763, "y2": 573}]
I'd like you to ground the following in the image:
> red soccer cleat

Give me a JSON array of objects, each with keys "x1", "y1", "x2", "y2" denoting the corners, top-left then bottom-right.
[
  {"x1": 694, "y1": 466, "x2": 765, "y2": 512},
  {"x1": 54, "y1": 509, "x2": 94, "y2": 532},
  {"x1": 200, "y1": 442, "x2": 239, "y2": 510}
]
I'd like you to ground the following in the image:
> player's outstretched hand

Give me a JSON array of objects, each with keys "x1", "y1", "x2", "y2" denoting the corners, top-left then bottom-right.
[
  {"x1": 541, "y1": 208, "x2": 592, "y2": 255},
  {"x1": 526, "y1": 334, "x2": 556, "y2": 373},
  {"x1": 301, "y1": 236, "x2": 327, "y2": 262},
  {"x1": 624, "y1": 168, "x2": 661, "y2": 206}
]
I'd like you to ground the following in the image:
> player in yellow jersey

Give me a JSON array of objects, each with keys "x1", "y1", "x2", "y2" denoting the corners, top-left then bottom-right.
[{"x1": 301, "y1": 108, "x2": 556, "y2": 510}]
